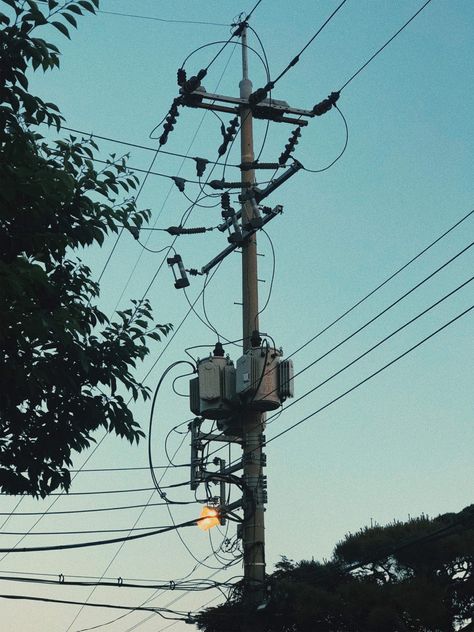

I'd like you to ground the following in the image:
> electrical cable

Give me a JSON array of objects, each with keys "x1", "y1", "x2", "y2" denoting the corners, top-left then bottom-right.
[
  {"x1": 1, "y1": 485, "x2": 189, "y2": 497},
  {"x1": 282, "y1": 209, "x2": 473, "y2": 364},
  {"x1": 179, "y1": 41, "x2": 269, "y2": 82},
  {"x1": 255, "y1": 228, "x2": 275, "y2": 320},
  {"x1": 266, "y1": 304, "x2": 474, "y2": 447},
  {"x1": 112, "y1": 43, "x2": 239, "y2": 316},
  {"x1": 0, "y1": 499, "x2": 194, "y2": 517},
  {"x1": 265, "y1": 275, "x2": 473, "y2": 426},
  {"x1": 273, "y1": 0, "x2": 349, "y2": 87},
  {"x1": 59, "y1": 126, "x2": 240, "y2": 168},
  {"x1": 0, "y1": 517, "x2": 213, "y2": 553},
  {"x1": 0, "y1": 430, "x2": 112, "y2": 563},
  {"x1": 216, "y1": 300, "x2": 474, "y2": 478},
  {"x1": 258, "y1": 240, "x2": 474, "y2": 409},
  {"x1": 339, "y1": 0, "x2": 434, "y2": 92},
  {"x1": 0, "y1": 526, "x2": 188, "y2": 536},
  {"x1": 34, "y1": 1, "x2": 230, "y2": 27},
  {"x1": 0, "y1": 593, "x2": 186, "y2": 617},
  {"x1": 148, "y1": 362, "x2": 196, "y2": 504},
  {"x1": 302, "y1": 105, "x2": 349, "y2": 173},
  {"x1": 0, "y1": 573, "x2": 233, "y2": 591},
  {"x1": 247, "y1": 0, "x2": 348, "y2": 106}
]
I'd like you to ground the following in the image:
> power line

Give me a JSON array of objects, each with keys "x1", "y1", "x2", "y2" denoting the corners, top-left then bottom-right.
[
  {"x1": 0, "y1": 500, "x2": 193, "y2": 517},
  {"x1": 263, "y1": 240, "x2": 474, "y2": 409},
  {"x1": 0, "y1": 518, "x2": 199, "y2": 553},
  {"x1": 0, "y1": 526, "x2": 184, "y2": 536},
  {"x1": 339, "y1": 0, "x2": 434, "y2": 91},
  {"x1": 35, "y1": 1, "x2": 229, "y2": 27},
  {"x1": 60, "y1": 126, "x2": 240, "y2": 168},
  {"x1": 0, "y1": 485, "x2": 185, "y2": 497},
  {"x1": 248, "y1": 0, "x2": 349, "y2": 103},
  {"x1": 285, "y1": 209, "x2": 473, "y2": 364},
  {"x1": 273, "y1": 0, "x2": 349, "y2": 86},
  {"x1": 267, "y1": 304, "x2": 473, "y2": 447},
  {"x1": 0, "y1": 593, "x2": 186, "y2": 618},
  {"x1": 302, "y1": 105, "x2": 349, "y2": 173},
  {"x1": 265, "y1": 275, "x2": 473, "y2": 426},
  {"x1": 0, "y1": 573, "x2": 232, "y2": 591}
]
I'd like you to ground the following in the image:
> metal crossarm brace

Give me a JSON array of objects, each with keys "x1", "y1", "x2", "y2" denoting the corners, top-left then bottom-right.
[
  {"x1": 182, "y1": 90, "x2": 312, "y2": 126},
  {"x1": 201, "y1": 205, "x2": 282, "y2": 275}
]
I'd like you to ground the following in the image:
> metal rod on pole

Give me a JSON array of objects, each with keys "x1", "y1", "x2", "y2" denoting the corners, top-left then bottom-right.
[{"x1": 239, "y1": 21, "x2": 266, "y2": 613}]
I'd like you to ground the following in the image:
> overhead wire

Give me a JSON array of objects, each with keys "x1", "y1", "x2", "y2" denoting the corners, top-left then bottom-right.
[
  {"x1": 302, "y1": 105, "x2": 349, "y2": 173},
  {"x1": 0, "y1": 517, "x2": 207, "y2": 553},
  {"x1": 257, "y1": 240, "x2": 474, "y2": 411},
  {"x1": 266, "y1": 304, "x2": 473, "y2": 446},
  {"x1": 282, "y1": 210, "x2": 474, "y2": 365},
  {"x1": 339, "y1": 0, "x2": 434, "y2": 92},
  {"x1": 203, "y1": 229, "x2": 474, "y2": 465},
  {"x1": 59, "y1": 126, "x2": 240, "y2": 168},
  {"x1": 0, "y1": 593, "x2": 186, "y2": 618},
  {"x1": 0, "y1": 499, "x2": 194, "y2": 517},
  {"x1": 264, "y1": 275, "x2": 474, "y2": 428}
]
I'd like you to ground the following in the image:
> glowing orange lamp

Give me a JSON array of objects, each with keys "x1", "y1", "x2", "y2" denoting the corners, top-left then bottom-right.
[{"x1": 198, "y1": 506, "x2": 220, "y2": 531}]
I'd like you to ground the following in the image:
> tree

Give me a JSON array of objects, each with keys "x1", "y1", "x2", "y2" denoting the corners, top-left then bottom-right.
[
  {"x1": 196, "y1": 506, "x2": 474, "y2": 632},
  {"x1": 0, "y1": 0, "x2": 170, "y2": 497}
]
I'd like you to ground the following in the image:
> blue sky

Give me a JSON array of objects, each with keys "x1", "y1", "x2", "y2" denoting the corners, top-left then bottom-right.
[{"x1": 1, "y1": 1, "x2": 473, "y2": 630}]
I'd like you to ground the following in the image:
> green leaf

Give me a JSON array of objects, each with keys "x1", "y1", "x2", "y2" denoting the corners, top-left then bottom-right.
[
  {"x1": 51, "y1": 21, "x2": 70, "y2": 38},
  {"x1": 77, "y1": 0, "x2": 96, "y2": 13},
  {"x1": 67, "y1": 4, "x2": 83, "y2": 15},
  {"x1": 62, "y1": 12, "x2": 77, "y2": 28},
  {"x1": 48, "y1": 0, "x2": 59, "y2": 8}
]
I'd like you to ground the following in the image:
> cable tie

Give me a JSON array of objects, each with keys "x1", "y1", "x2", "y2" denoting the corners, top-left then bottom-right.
[
  {"x1": 169, "y1": 580, "x2": 176, "y2": 590},
  {"x1": 58, "y1": 574, "x2": 64, "y2": 583},
  {"x1": 117, "y1": 577, "x2": 123, "y2": 586}
]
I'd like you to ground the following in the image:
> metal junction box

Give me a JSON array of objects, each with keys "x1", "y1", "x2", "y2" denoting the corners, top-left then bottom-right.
[
  {"x1": 236, "y1": 347, "x2": 281, "y2": 411},
  {"x1": 190, "y1": 355, "x2": 236, "y2": 420}
]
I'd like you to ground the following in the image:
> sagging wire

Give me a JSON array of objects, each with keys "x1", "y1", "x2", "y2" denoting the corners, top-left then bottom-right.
[
  {"x1": 255, "y1": 228, "x2": 276, "y2": 322},
  {"x1": 148, "y1": 362, "x2": 197, "y2": 504},
  {"x1": 302, "y1": 105, "x2": 349, "y2": 173}
]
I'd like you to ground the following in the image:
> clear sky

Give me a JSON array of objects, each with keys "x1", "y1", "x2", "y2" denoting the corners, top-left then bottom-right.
[{"x1": 1, "y1": 1, "x2": 473, "y2": 631}]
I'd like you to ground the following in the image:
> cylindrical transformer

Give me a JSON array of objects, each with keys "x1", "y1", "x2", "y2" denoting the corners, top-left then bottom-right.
[
  {"x1": 196, "y1": 355, "x2": 236, "y2": 419},
  {"x1": 236, "y1": 346, "x2": 281, "y2": 411}
]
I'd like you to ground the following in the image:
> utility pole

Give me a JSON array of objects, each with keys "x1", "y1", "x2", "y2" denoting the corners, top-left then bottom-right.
[
  {"x1": 239, "y1": 22, "x2": 266, "y2": 608},
  {"x1": 179, "y1": 16, "x2": 315, "y2": 625}
]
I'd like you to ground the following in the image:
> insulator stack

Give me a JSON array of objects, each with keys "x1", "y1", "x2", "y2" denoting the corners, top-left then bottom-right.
[
  {"x1": 312, "y1": 91, "x2": 340, "y2": 116},
  {"x1": 218, "y1": 116, "x2": 239, "y2": 157},
  {"x1": 172, "y1": 176, "x2": 186, "y2": 192},
  {"x1": 177, "y1": 68, "x2": 186, "y2": 87},
  {"x1": 182, "y1": 68, "x2": 207, "y2": 95},
  {"x1": 194, "y1": 157, "x2": 209, "y2": 178},
  {"x1": 209, "y1": 180, "x2": 250, "y2": 190},
  {"x1": 278, "y1": 127, "x2": 301, "y2": 165},
  {"x1": 221, "y1": 192, "x2": 230, "y2": 209},
  {"x1": 248, "y1": 81, "x2": 274, "y2": 107},
  {"x1": 160, "y1": 97, "x2": 182, "y2": 146},
  {"x1": 166, "y1": 226, "x2": 208, "y2": 235}
]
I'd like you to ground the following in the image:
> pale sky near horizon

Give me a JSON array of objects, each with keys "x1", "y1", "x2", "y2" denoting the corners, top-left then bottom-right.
[{"x1": 1, "y1": 1, "x2": 473, "y2": 631}]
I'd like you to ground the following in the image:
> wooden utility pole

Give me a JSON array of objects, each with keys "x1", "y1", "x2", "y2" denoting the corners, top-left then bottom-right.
[{"x1": 239, "y1": 22, "x2": 266, "y2": 609}]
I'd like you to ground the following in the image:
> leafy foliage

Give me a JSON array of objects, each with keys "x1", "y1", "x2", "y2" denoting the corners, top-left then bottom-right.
[
  {"x1": 196, "y1": 506, "x2": 474, "y2": 632},
  {"x1": 0, "y1": 0, "x2": 170, "y2": 497}
]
